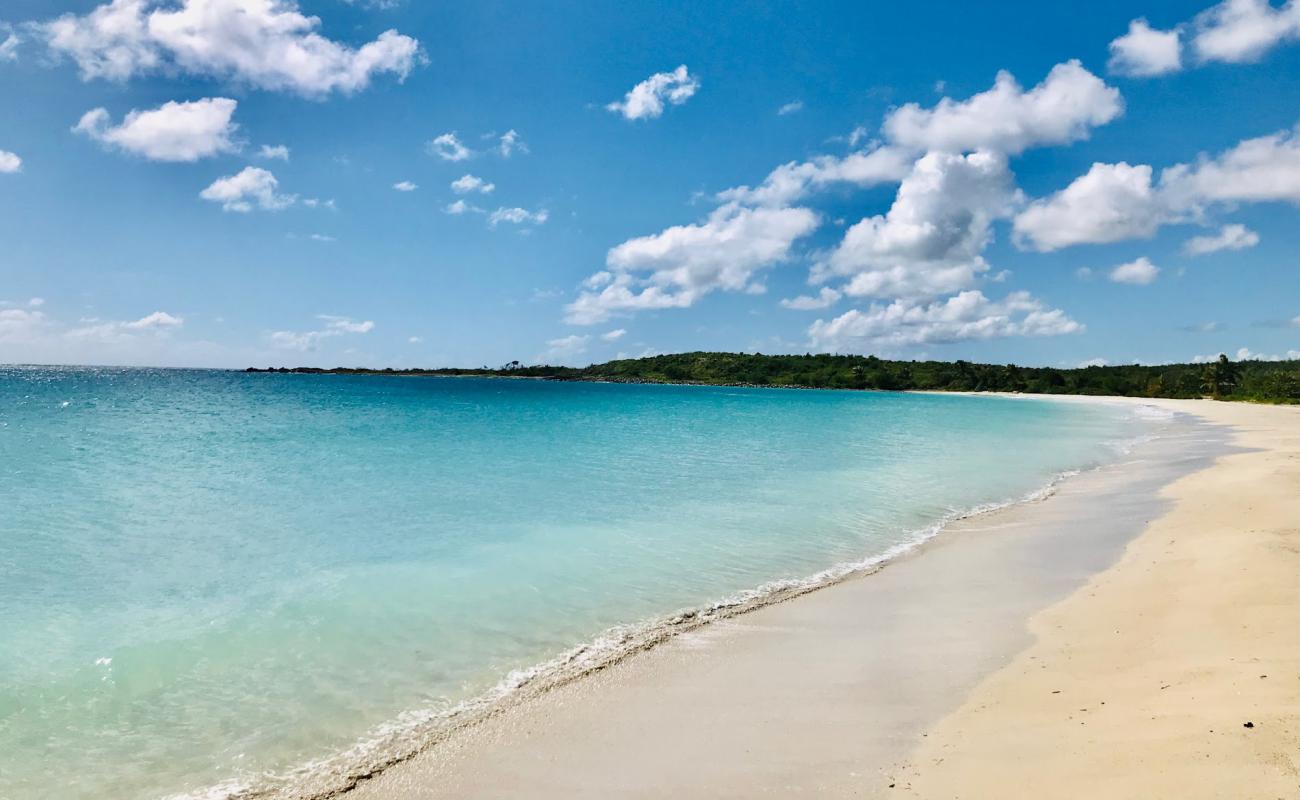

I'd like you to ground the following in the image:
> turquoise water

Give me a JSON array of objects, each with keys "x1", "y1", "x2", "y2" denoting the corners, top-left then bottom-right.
[{"x1": 0, "y1": 367, "x2": 1143, "y2": 799}]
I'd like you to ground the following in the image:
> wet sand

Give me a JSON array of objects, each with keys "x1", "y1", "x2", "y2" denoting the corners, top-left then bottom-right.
[{"x1": 345, "y1": 397, "x2": 1282, "y2": 799}]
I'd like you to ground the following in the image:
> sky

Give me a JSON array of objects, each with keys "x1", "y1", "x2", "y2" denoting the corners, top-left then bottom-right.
[{"x1": 1, "y1": 0, "x2": 1298, "y2": 369}]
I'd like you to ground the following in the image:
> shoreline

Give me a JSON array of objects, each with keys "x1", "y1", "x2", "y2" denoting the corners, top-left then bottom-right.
[{"x1": 337, "y1": 396, "x2": 1239, "y2": 799}]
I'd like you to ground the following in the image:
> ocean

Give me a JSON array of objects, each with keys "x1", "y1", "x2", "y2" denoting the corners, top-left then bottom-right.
[{"x1": 0, "y1": 367, "x2": 1152, "y2": 799}]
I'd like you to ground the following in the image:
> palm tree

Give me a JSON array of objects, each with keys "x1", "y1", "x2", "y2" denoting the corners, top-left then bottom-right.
[{"x1": 1201, "y1": 354, "x2": 1238, "y2": 399}]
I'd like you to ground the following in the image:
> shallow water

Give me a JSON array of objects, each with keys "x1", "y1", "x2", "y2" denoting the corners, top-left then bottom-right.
[{"x1": 0, "y1": 368, "x2": 1145, "y2": 799}]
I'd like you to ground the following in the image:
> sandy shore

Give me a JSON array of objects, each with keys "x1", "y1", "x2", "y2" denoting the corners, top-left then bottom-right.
[
  {"x1": 895, "y1": 398, "x2": 1300, "y2": 798},
  {"x1": 346, "y1": 397, "x2": 1298, "y2": 800}
]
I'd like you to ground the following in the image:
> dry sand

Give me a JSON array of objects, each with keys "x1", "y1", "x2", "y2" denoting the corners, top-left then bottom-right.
[
  {"x1": 346, "y1": 397, "x2": 1299, "y2": 800},
  {"x1": 895, "y1": 398, "x2": 1300, "y2": 799}
]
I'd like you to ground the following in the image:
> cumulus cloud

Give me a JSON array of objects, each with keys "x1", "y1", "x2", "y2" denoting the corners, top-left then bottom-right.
[
  {"x1": 258, "y1": 143, "x2": 289, "y2": 160},
  {"x1": 606, "y1": 65, "x2": 699, "y2": 120},
  {"x1": 392, "y1": 180, "x2": 417, "y2": 191},
  {"x1": 566, "y1": 203, "x2": 819, "y2": 324},
  {"x1": 269, "y1": 314, "x2": 373, "y2": 350},
  {"x1": 40, "y1": 0, "x2": 420, "y2": 96},
  {"x1": 1109, "y1": 19, "x2": 1183, "y2": 76},
  {"x1": 0, "y1": 150, "x2": 20, "y2": 173},
  {"x1": 1183, "y1": 223, "x2": 1260, "y2": 254},
  {"x1": 200, "y1": 166, "x2": 295, "y2": 212},
  {"x1": 1192, "y1": 0, "x2": 1300, "y2": 64},
  {"x1": 1078, "y1": 357, "x2": 1110, "y2": 368},
  {"x1": 451, "y1": 174, "x2": 494, "y2": 194},
  {"x1": 488, "y1": 206, "x2": 548, "y2": 226},
  {"x1": 443, "y1": 199, "x2": 482, "y2": 215},
  {"x1": 1013, "y1": 162, "x2": 1164, "y2": 251},
  {"x1": 813, "y1": 151, "x2": 1018, "y2": 300},
  {"x1": 1108, "y1": 256, "x2": 1161, "y2": 285},
  {"x1": 1016, "y1": 125, "x2": 1300, "y2": 250},
  {"x1": 428, "y1": 132, "x2": 470, "y2": 161},
  {"x1": 780, "y1": 287, "x2": 842, "y2": 310},
  {"x1": 73, "y1": 97, "x2": 239, "y2": 161},
  {"x1": 718, "y1": 146, "x2": 913, "y2": 207},
  {"x1": 0, "y1": 308, "x2": 49, "y2": 342},
  {"x1": 807, "y1": 290, "x2": 1082, "y2": 351},
  {"x1": 881, "y1": 60, "x2": 1122, "y2": 156}
]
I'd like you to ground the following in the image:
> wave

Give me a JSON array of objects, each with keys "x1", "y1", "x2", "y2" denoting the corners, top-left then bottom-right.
[{"x1": 173, "y1": 404, "x2": 1174, "y2": 800}]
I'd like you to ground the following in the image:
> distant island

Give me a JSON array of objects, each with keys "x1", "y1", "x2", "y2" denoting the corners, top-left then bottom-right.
[{"x1": 246, "y1": 351, "x2": 1300, "y2": 403}]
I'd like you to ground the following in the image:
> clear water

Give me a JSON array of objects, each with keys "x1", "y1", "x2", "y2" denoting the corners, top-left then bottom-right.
[{"x1": 0, "y1": 367, "x2": 1143, "y2": 799}]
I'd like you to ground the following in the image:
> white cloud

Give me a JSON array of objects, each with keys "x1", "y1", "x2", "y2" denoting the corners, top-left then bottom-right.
[
  {"x1": 451, "y1": 174, "x2": 495, "y2": 194},
  {"x1": 541, "y1": 334, "x2": 589, "y2": 362},
  {"x1": 1183, "y1": 223, "x2": 1260, "y2": 254},
  {"x1": 718, "y1": 145, "x2": 913, "y2": 207},
  {"x1": 777, "y1": 100, "x2": 803, "y2": 116},
  {"x1": 28, "y1": 298, "x2": 45, "y2": 307},
  {"x1": 813, "y1": 150, "x2": 1017, "y2": 300},
  {"x1": 1192, "y1": 0, "x2": 1300, "y2": 64},
  {"x1": 488, "y1": 206, "x2": 548, "y2": 226},
  {"x1": 606, "y1": 65, "x2": 699, "y2": 121},
  {"x1": 600, "y1": 328, "x2": 627, "y2": 342},
  {"x1": 41, "y1": 0, "x2": 420, "y2": 96},
  {"x1": 1109, "y1": 19, "x2": 1183, "y2": 76},
  {"x1": 1013, "y1": 162, "x2": 1164, "y2": 251},
  {"x1": 566, "y1": 203, "x2": 819, "y2": 324},
  {"x1": 308, "y1": 233, "x2": 336, "y2": 242},
  {"x1": 270, "y1": 314, "x2": 373, "y2": 350},
  {"x1": 429, "y1": 132, "x2": 470, "y2": 161},
  {"x1": 0, "y1": 23, "x2": 19, "y2": 61},
  {"x1": 73, "y1": 97, "x2": 239, "y2": 161},
  {"x1": 258, "y1": 143, "x2": 289, "y2": 160},
  {"x1": 301, "y1": 197, "x2": 335, "y2": 210},
  {"x1": 1108, "y1": 256, "x2": 1161, "y2": 285},
  {"x1": 1229, "y1": 346, "x2": 1300, "y2": 361},
  {"x1": 781, "y1": 287, "x2": 842, "y2": 310},
  {"x1": 807, "y1": 290, "x2": 1082, "y2": 351},
  {"x1": 392, "y1": 180, "x2": 417, "y2": 191},
  {"x1": 67, "y1": 310, "x2": 184, "y2": 342},
  {"x1": 1016, "y1": 126, "x2": 1300, "y2": 250},
  {"x1": 498, "y1": 129, "x2": 527, "y2": 157},
  {"x1": 407, "y1": 335, "x2": 422, "y2": 344},
  {"x1": 881, "y1": 60, "x2": 1122, "y2": 156},
  {"x1": 443, "y1": 199, "x2": 482, "y2": 215},
  {"x1": 0, "y1": 150, "x2": 20, "y2": 173},
  {"x1": 0, "y1": 308, "x2": 49, "y2": 342},
  {"x1": 1078, "y1": 357, "x2": 1110, "y2": 368},
  {"x1": 200, "y1": 166, "x2": 295, "y2": 212}
]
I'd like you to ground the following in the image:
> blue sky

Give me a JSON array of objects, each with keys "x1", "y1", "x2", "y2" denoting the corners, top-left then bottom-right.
[{"x1": 0, "y1": 0, "x2": 1298, "y2": 368}]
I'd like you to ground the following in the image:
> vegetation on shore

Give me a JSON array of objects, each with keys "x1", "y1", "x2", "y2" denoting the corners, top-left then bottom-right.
[{"x1": 247, "y1": 351, "x2": 1300, "y2": 402}]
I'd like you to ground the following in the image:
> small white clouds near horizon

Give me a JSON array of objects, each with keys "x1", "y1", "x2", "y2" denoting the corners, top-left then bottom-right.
[
  {"x1": 451, "y1": 174, "x2": 495, "y2": 194},
  {"x1": 777, "y1": 100, "x2": 803, "y2": 116},
  {"x1": 488, "y1": 206, "x2": 548, "y2": 226},
  {"x1": 882, "y1": 60, "x2": 1123, "y2": 156},
  {"x1": 0, "y1": 150, "x2": 21, "y2": 173},
  {"x1": 606, "y1": 65, "x2": 699, "y2": 121},
  {"x1": 428, "y1": 132, "x2": 470, "y2": 161},
  {"x1": 1183, "y1": 223, "x2": 1260, "y2": 254},
  {"x1": 74, "y1": 97, "x2": 239, "y2": 161},
  {"x1": 807, "y1": 290, "x2": 1083, "y2": 351},
  {"x1": 270, "y1": 314, "x2": 374, "y2": 351},
  {"x1": 39, "y1": 0, "x2": 420, "y2": 97},
  {"x1": 392, "y1": 180, "x2": 417, "y2": 192},
  {"x1": 566, "y1": 203, "x2": 819, "y2": 325},
  {"x1": 1078, "y1": 357, "x2": 1110, "y2": 368},
  {"x1": 200, "y1": 166, "x2": 295, "y2": 212},
  {"x1": 1108, "y1": 19, "x2": 1182, "y2": 76},
  {"x1": 1108, "y1": 256, "x2": 1161, "y2": 285},
  {"x1": 258, "y1": 143, "x2": 289, "y2": 160},
  {"x1": 541, "y1": 333, "x2": 588, "y2": 362},
  {"x1": 1195, "y1": 346, "x2": 1300, "y2": 362}
]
